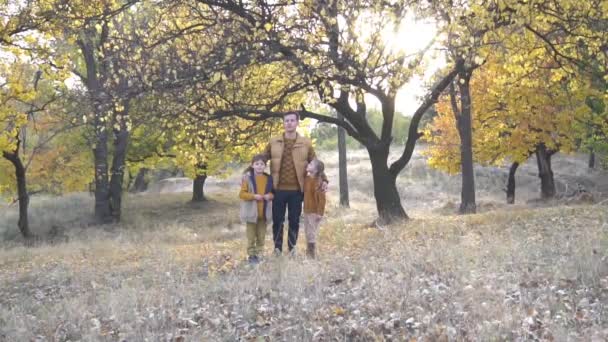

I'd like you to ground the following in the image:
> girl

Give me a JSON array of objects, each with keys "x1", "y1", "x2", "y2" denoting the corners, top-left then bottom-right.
[
  {"x1": 239, "y1": 154, "x2": 274, "y2": 264},
  {"x1": 303, "y1": 158, "x2": 327, "y2": 259}
]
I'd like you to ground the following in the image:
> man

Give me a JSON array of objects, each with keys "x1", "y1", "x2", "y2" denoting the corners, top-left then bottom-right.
[{"x1": 264, "y1": 111, "x2": 327, "y2": 255}]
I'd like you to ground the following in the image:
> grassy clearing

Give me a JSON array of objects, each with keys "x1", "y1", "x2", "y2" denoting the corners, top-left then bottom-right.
[
  {"x1": 1, "y1": 149, "x2": 607, "y2": 340},
  {"x1": 1, "y1": 190, "x2": 607, "y2": 341}
]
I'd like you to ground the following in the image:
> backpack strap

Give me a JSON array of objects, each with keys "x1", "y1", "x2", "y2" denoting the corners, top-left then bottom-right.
[
  {"x1": 262, "y1": 174, "x2": 273, "y2": 221},
  {"x1": 249, "y1": 170, "x2": 257, "y2": 194},
  {"x1": 265, "y1": 174, "x2": 273, "y2": 194}
]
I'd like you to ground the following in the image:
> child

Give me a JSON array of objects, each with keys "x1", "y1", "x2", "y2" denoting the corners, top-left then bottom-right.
[
  {"x1": 303, "y1": 159, "x2": 327, "y2": 259},
  {"x1": 239, "y1": 154, "x2": 274, "y2": 264}
]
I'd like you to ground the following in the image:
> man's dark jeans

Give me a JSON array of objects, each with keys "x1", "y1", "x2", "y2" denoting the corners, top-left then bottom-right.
[{"x1": 272, "y1": 190, "x2": 304, "y2": 252}]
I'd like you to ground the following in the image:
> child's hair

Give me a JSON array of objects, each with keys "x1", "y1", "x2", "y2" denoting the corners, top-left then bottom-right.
[
  {"x1": 310, "y1": 159, "x2": 326, "y2": 188},
  {"x1": 244, "y1": 153, "x2": 268, "y2": 175}
]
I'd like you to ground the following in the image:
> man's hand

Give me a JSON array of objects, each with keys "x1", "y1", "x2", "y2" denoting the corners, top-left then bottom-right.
[
  {"x1": 263, "y1": 194, "x2": 273, "y2": 201},
  {"x1": 254, "y1": 194, "x2": 264, "y2": 201}
]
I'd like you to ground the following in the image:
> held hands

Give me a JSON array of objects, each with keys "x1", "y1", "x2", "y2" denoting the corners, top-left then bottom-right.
[
  {"x1": 263, "y1": 194, "x2": 273, "y2": 201},
  {"x1": 253, "y1": 194, "x2": 264, "y2": 201}
]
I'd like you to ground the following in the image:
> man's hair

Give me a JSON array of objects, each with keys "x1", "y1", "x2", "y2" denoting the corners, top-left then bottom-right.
[{"x1": 283, "y1": 111, "x2": 300, "y2": 121}]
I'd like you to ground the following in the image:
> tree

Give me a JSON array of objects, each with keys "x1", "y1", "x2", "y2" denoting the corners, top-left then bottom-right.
[
  {"x1": 337, "y1": 111, "x2": 349, "y2": 207},
  {"x1": 153, "y1": 60, "x2": 293, "y2": 202},
  {"x1": 427, "y1": 0, "x2": 523, "y2": 213},
  {"x1": 423, "y1": 49, "x2": 593, "y2": 202},
  {"x1": 448, "y1": 72, "x2": 477, "y2": 213},
  {"x1": 53, "y1": 1, "x2": 232, "y2": 221},
  {"x1": 516, "y1": 0, "x2": 608, "y2": 196},
  {"x1": 168, "y1": 114, "x2": 280, "y2": 202},
  {"x1": 1, "y1": 2, "x2": 78, "y2": 238},
  {"x1": 0, "y1": 64, "x2": 39, "y2": 239},
  {"x1": 200, "y1": 0, "x2": 462, "y2": 223},
  {"x1": 0, "y1": 61, "x2": 84, "y2": 238},
  {"x1": 311, "y1": 121, "x2": 360, "y2": 151},
  {"x1": 48, "y1": 0, "x2": 143, "y2": 223},
  {"x1": 311, "y1": 108, "x2": 412, "y2": 151}
]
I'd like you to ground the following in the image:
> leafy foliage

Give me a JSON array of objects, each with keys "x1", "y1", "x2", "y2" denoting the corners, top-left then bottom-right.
[{"x1": 312, "y1": 109, "x2": 412, "y2": 150}]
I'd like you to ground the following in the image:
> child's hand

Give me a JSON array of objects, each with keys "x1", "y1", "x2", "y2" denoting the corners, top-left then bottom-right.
[
  {"x1": 254, "y1": 194, "x2": 264, "y2": 201},
  {"x1": 320, "y1": 181, "x2": 329, "y2": 193},
  {"x1": 263, "y1": 194, "x2": 272, "y2": 201}
]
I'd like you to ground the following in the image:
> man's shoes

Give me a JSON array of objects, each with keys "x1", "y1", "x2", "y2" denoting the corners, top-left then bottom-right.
[
  {"x1": 288, "y1": 249, "x2": 297, "y2": 258},
  {"x1": 273, "y1": 248, "x2": 282, "y2": 257}
]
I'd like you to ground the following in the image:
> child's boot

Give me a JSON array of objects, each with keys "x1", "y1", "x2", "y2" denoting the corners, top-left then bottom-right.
[
  {"x1": 248, "y1": 255, "x2": 259, "y2": 265},
  {"x1": 307, "y1": 243, "x2": 316, "y2": 259}
]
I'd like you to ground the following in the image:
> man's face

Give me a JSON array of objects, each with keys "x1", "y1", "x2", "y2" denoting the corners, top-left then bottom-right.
[
  {"x1": 283, "y1": 113, "x2": 299, "y2": 133},
  {"x1": 252, "y1": 160, "x2": 266, "y2": 174}
]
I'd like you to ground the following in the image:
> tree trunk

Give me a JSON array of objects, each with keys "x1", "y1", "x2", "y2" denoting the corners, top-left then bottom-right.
[
  {"x1": 506, "y1": 161, "x2": 520, "y2": 204},
  {"x1": 131, "y1": 167, "x2": 149, "y2": 193},
  {"x1": 108, "y1": 102, "x2": 130, "y2": 222},
  {"x1": 93, "y1": 123, "x2": 111, "y2": 223},
  {"x1": 451, "y1": 74, "x2": 476, "y2": 214},
  {"x1": 192, "y1": 174, "x2": 207, "y2": 202},
  {"x1": 126, "y1": 170, "x2": 134, "y2": 192},
  {"x1": 89, "y1": 93, "x2": 110, "y2": 224},
  {"x1": 337, "y1": 112, "x2": 349, "y2": 208},
  {"x1": 108, "y1": 132, "x2": 128, "y2": 222},
  {"x1": 535, "y1": 144, "x2": 556, "y2": 199},
  {"x1": 589, "y1": 149, "x2": 595, "y2": 169},
  {"x1": 368, "y1": 146, "x2": 407, "y2": 224},
  {"x1": 80, "y1": 33, "x2": 114, "y2": 224},
  {"x1": 3, "y1": 150, "x2": 32, "y2": 239}
]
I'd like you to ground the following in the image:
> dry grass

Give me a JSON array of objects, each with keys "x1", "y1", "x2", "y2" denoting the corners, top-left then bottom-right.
[
  {"x1": 1, "y1": 149, "x2": 607, "y2": 340},
  {"x1": 1, "y1": 191, "x2": 607, "y2": 341}
]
